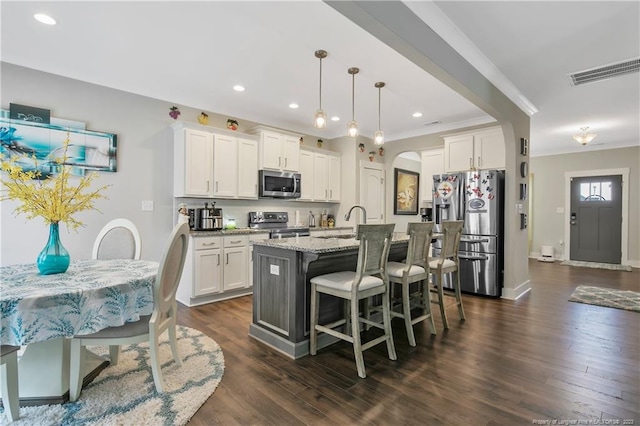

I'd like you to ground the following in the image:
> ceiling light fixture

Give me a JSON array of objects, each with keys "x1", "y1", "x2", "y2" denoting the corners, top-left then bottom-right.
[
  {"x1": 331, "y1": 116, "x2": 340, "y2": 121},
  {"x1": 289, "y1": 103, "x2": 299, "y2": 109},
  {"x1": 233, "y1": 85, "x2": 245, "y2": 92},
  {"x1": 373, "y1": 82, "x2": 385, "y2": 145},
  {"x1": 314, "y1": 50, "x2": 328, "y2": 129},
  {"x1": 412, "y1": 112, "x2": 423, "y2": 118},
  {"x1": 34, "y1": 13, "x2": 56, "y2": 25},
  {"x1": 572, "y1": 126, "x2": 597, "y2": 145},
  {"x1": 347, "y1": 67, "x2": 359, "y2": 138}
]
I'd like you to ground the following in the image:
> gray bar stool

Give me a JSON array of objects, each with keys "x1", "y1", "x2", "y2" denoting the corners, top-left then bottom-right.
[
  {"x1": 385, "y1": 222, "x2": 436, "y2": 346},
  {"x1": 309, "y1": 223, "x2": 397, "y2": 379}
]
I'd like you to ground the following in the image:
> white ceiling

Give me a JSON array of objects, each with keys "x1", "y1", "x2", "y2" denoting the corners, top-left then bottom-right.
[{"x1": 1, "y1": 1, "x2": 638, "y2": 157}]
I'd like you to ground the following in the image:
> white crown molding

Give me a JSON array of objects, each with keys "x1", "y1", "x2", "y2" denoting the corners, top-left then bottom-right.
[
  {"x1": 386, "y1": 115, "x2": 497, "y2": 143},
  {"x1": 404, "y1": 1, "x2": 538, "y2": 117}
]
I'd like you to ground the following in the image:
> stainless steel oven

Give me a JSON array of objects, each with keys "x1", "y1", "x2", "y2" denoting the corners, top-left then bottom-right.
[{"x1": 248, "y1": 211, "x2": 309, "y2": 238}]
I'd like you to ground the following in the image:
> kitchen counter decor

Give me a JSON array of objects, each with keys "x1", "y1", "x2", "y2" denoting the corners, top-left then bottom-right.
[{"x1": 0, "y1": 133, "x2": 109, "y2": 274}]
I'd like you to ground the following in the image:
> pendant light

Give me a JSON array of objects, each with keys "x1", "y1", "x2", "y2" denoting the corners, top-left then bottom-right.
[
  {"x1": 314, "y1": 50, "x2": 328, "y2": 129},
  {"x1": 347, "y1": 67, "x2": 359, "y2": 137},
  {"x1": 373, "y1": 82, "x2": 385, "y2": 145},
  {"x1": 572, "y1": 126, "x2": 597, "y2": 145}
]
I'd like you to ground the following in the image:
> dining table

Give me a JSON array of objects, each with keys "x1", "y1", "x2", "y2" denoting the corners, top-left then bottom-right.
[{"x1": 0, "y1": 258, "x2": 158, "y2": 405}]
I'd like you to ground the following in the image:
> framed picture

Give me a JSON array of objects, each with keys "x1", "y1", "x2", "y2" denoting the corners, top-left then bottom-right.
[
  {"x1": 520, "y1": 138, "x2": 529, "y2": 156},
  {"x1": 394, "y1": 168, "x2": 419, "y2": 215},
  {"x1": 9, "y1": 103, "x2": 50, "y2": 124},
  {"x1": 0, "y1": 118, "x2": 117, "y2": 178}
]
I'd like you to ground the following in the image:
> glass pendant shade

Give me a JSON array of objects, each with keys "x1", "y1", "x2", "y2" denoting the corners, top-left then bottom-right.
[
  {"x1": 314, "y1": 50, "x2": 328, "y2": 128},
  {"x1": 374, "y1": 130, "x2": 384, "y2": 145},
  {"x1": 314, "y1": 109, "x2": 327, "y2": 128},
  {"x1": 348, "y1": 120, "x2": 358, "y2": 138}
]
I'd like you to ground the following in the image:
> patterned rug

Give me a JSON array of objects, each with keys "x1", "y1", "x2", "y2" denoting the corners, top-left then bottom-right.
[
  {"x1": 0, "y1": 326, "x2": 224, "y2": 425},
  {"x1": 569, "y1": 285, "x2": 640, "y2": 312},
  {"x1": 561, "y1": 260, "x2": 632, "y2": 272}
]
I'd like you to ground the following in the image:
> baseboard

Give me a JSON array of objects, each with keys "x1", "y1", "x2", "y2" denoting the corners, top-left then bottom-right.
[
  {"x1": 501, "y1": 279, "x2": 531, "y2": 300},
  {"x1": 529, "y1": 252, "x2": 639, "y2": 269}
]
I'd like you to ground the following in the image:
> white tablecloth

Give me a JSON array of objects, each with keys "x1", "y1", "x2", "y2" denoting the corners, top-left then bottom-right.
[{"x1": 0, "y1": 259, "x2": 158, "y2": 346}]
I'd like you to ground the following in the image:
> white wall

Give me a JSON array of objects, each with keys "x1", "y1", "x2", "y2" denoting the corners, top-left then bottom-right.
[
  {"x1": 529, "y1": 146, "x2": 640, "y2": 266},
  {"x1": 0, "y1": 63, "x2": 342, "y2": 266}
]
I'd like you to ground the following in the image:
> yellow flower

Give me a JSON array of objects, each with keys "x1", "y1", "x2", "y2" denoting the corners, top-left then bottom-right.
[{"x1": 0, "y1": 133, "x2": 110, "y2": 230}]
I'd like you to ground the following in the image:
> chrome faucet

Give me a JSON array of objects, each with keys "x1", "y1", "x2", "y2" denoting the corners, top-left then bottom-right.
[{"x1": 344, "y1": 205, "x2": 367, "y2": 224}]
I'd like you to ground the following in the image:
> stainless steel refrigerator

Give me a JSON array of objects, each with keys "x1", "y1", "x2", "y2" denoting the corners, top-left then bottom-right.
[{"x1": 432, "y1": 170, "x2": 505, "y2": 297}]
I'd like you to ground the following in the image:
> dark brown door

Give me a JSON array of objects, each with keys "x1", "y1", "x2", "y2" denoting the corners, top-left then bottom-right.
[{"x1": 569, "y1": 175, "x2": 622, "y2": 264}]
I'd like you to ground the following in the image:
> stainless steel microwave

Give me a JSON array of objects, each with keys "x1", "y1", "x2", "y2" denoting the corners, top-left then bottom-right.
[{"x1": 259, "y1": 170, "x2": 301, "y2": 199}]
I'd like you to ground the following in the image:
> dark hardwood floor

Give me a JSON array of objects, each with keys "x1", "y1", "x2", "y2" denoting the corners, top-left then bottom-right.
[{"x1": 177, "y1": 260, "x2": 639, "y2": 425}]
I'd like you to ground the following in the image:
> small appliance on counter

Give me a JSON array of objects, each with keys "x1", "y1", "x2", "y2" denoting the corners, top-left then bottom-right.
[
  {"x1": 188, "y1": 202, "x2": 223, "y2": 231},
  {"x1": 420, "y1": 207, "x2": 433, "y2": 222},
  {"x1": 249, "y1": 211, "x2": 310, "y2": 239}
]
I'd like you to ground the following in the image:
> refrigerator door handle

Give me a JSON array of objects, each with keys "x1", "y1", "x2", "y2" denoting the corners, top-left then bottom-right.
[
  {"x1": 460, "y1": 238, "x2": 491, "y2": 243},
  {"x1": 459, "y1": 254, "x2": 489, "y2": 261}
]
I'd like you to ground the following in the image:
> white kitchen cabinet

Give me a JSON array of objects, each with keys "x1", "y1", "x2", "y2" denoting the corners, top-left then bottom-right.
[
  {"x1": 421, "y1": 148, "x2": 444, "y2": 202},
  {"x1": 443, "y1": 126, "x2": 505, "y2": 172},
  {"x1": 299, "y1": 147, "x2": 341, "y2": 202},
  {"x1": 213, "y1": 134, "x2": 238, "y2": 198},
  {"x1": 173, "y1": 125, "x2": 214, "y2": 197},
  {"x1": 299, "y1": 149, "x2": 314, "y2": 201},
  {"x1": 193, "y1": 237, "x2": 222, "y2": 297},
  {"x1": 237, "y1": 139, "x2": 259, "y2": 198},
  {"x1": 250, "y1": 127, "x2": 301, "y2": 172},
  {"x1": 177, "y1": 234, "x2": 257, "y2": 307}
]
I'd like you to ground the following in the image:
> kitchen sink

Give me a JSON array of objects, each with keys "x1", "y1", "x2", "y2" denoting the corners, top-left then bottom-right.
[{"x1": 314, "y1": 234, "x2": 356, "y2": 239}]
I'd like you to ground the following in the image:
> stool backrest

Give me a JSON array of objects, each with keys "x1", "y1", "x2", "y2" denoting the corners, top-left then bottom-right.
[
  {"x1": 440, "y1": 220, "x2": 464, "y2": 261},
  {"x1": 405, "y1": 222, "x2": 435, "y2": 269},
  {"x1": 355, "y1": 223, "x2": 396, "y2": 282}
]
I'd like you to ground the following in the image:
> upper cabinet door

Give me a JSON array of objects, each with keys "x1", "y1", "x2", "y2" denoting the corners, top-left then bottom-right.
[
  {"x1": 443, "y1": 126, "x2": 505, "y2": 172},
  {"x1": 444, "y1": 134, "x2": 474, "y2": 172},
  {"x1": 237, "y1": 139, "x2": 258, "y2": 199},
  {"x1": 213, "y1": 134, "x2": 238, "y2": 197},
  {"x1": 261, "y1": 131, "x2": 283, "y2": 170},
  {"x1": 313, "y1": 153, "x2": 328, "y2": 201},
  {"x1": 474, "y1": 129, "x2": 505, "y2": 170},
  {"x1": 328, "y1": 155, "x2": 341, "y2": 202},
  {"x1": 282, "y1": 135, "x2": 300, "y2": 172},
  {"x1": 298, "y1": 149, "x2": 314, "y2": 201},
  {"x1": 421, "y1": 148, "x2": 444, "y2": 202},
  {"x1": 184, "y1": 129, "x2": 214, "y2": 197}
]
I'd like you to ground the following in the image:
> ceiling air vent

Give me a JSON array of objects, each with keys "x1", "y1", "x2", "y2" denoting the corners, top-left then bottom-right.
[{"x1": 567, "y1": 57, "x2": 640, "y2": 86}]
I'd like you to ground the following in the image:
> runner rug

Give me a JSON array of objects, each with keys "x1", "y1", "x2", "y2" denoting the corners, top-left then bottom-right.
[
  {"x1": 561, "y1": 260, "x2": 632, "y2": 272},
  {"x1": 568, "y1": 285, "x2": 640, "y2": 313},
  {"x1": 0, "y1": 325, "x2": 224, "y2": 425}
]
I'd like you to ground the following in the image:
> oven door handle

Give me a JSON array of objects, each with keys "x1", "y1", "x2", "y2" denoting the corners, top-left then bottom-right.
[{"x1": 458, "y1": 254, "x2": 489, "y2": 261}]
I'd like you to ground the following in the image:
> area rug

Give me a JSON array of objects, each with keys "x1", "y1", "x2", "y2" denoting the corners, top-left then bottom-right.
[
  {"x1": 0, "y1": 326, "x2": 224, "y2": 426},
  {"x1": 561, "y1": 260, "x2": 632, "y2": 272},
  {"x1": 569, "y1": 285, "x2": 640, "y2": 313}
]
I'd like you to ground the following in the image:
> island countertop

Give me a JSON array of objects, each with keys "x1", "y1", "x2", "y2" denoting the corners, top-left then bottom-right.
[{"x1": 251, "y1": 233, "x2": 410, "y2": 254}]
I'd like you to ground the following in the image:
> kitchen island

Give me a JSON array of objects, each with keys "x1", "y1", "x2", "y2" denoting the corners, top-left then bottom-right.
[{"x1": 249, "y1": 233, "x2": 409, "y2": 359}]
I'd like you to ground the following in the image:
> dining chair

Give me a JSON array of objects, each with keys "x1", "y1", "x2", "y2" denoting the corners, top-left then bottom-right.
[
  {"x1": 429, "y1": 220, "x2": 465, "y2": 329},
  {"x1": 384, "y1": 222, "x2": 436, "y2": 346},
  {"x1": 0, "y1": 345, "x2": 20, "y2": 422},
  {"x1": 70, "y1": 222, "x2": 190, "y2": 401},
  {"x1": 92, "y1": 218, "x2": 142, "y2": 260},
  {"x1": 309, "y1": 223, "x2": 396, "y2": 379}
]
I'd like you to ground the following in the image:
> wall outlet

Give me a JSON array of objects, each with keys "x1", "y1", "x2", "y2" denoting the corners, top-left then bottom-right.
[
  {"x1": 141, "y1": 200, "x2": 154, "y2": 211},
  {"x1": 270, "y1": 264, "x2": 279, "y2": 276}
]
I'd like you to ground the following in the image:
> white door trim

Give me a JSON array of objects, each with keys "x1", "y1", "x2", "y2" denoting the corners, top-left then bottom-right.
[{"x1": 564, "y1": 168, "x2": 629, "y2": 265}]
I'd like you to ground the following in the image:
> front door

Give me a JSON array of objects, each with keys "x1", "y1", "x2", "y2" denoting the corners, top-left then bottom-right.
[
  {"x1": 359, "y1": 162, "x2": 385, "y2": 224},
  {"x1": 569, "y1": 175, "x2": 622, "y2": 264}
]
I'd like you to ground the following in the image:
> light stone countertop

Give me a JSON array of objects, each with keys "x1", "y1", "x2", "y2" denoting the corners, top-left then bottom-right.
[
  {"x1": 189, "y1": 228, "x2": 270, "y2": 237},
  {"x1": 252, "y1": 233, "x2": 410, "y2": 254}
]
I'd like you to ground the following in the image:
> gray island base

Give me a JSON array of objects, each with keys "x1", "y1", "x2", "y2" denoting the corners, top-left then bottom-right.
[{"x1": 249, "y1": 234, "x2": 409, "y2": 359}]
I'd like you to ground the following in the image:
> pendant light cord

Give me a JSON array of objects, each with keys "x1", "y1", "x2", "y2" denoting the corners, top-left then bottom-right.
[
  {"x1": 351, "y1": 73, "x2": 355, "y2": 120},
  {"x1": 378, "y1": 86, "x2": 381, "y2": 129},
  {"x1": 319, "y1": 57, "x2": 323, "y2": 110}
]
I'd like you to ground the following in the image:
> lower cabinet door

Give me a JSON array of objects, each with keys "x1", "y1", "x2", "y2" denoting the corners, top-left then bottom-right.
[
  {"x1": 194, "y1": 249, "x2": 222, "y2": 296},
  {"x1": 223, "y1": 246, "x2": 248, "y2": 290}
]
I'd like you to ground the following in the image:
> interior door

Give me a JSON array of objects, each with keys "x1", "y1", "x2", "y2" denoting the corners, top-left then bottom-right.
[
  {"x1": 570, "y1": 175, "x2": 622, "y2": 264},
  {"x1": 359, "y1": 163, "x2": 385, "y2": 224}
]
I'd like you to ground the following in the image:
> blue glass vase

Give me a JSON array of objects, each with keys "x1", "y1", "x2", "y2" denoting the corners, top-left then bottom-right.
[{"x1": 37, "y1": 222, "x2": 70, "y2": 275}]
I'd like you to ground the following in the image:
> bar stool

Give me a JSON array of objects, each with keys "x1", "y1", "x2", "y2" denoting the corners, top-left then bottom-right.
[
  {"x1": 385, "y1": 222, "x2": 436, "y2": 346},
  {"x1": 0, "y1": 345, "x2": 20, "y2": 422},
  {"x1": 309, "y1": 223, "x2": 396, "y2": 379},
  {"x1": 429, "y1": 220, "x2": 465, "y2": 329}
]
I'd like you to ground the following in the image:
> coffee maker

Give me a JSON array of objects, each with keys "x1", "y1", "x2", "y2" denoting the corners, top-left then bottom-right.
[
  {"x1": 189, "y1": 202, "x2": 223, "y2": 230},
  {"x1": 420, "y1": 206, "x2": 433, "y2": 222}
]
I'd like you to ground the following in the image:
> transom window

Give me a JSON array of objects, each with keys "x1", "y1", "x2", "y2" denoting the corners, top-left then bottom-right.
[{"x1": 580, "y1": 181, "x2": 612, "y2": 201}]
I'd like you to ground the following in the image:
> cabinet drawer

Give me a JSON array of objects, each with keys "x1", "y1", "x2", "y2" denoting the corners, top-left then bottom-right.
[
  {"x1": 194, "y1": 237, "x2": 221, "y2": 250},
  {"x1": 224, "y1": 235, "x2": 248, "y2": 248}
]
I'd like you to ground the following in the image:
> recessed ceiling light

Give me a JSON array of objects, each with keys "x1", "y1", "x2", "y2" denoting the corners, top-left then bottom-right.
[
  {"x1": 412, "y1": 112, "x2": 423, "y2": 118},
  {"x1": 289, "y1": 103, "x2": 299, "y2": 109},
  {"x1": 233, "y1": 85, "x2": 245, "y2": 92},
  {"x1": 331, "y1": 116, "x2": 340, "y2": 121},
  {"x1": 34, "y1": 13, "x2": 56, "y2": 25}
]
